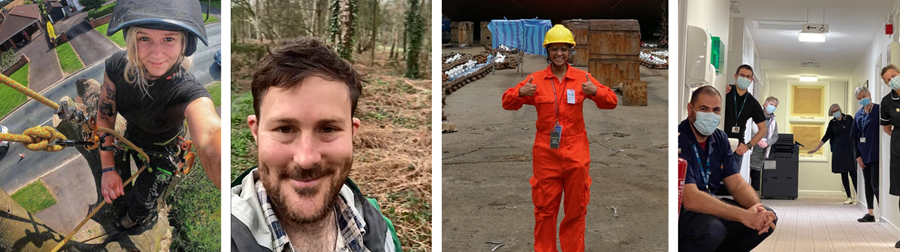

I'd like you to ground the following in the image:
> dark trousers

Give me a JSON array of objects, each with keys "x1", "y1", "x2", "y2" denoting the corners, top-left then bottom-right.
[
  {"x1": 862, "y1": 162, "x2": 880, "y2": 209},
  {"x1": 679, "y1": 198, "x2": 777, "y2": 252},
  {"x1": 750, "y1": 169, "x2": 761, "y2": 192},
  {"x1": 114, "y1": 143, "x2": 177, "y2": 222},
  {"x1": 841, "y1": 169, "x2": 858, "y2": 199}
]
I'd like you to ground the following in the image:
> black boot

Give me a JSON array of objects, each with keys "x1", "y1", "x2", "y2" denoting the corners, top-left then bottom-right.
[{"x1": 858, "y1": 213, "x2": 875, "y2": 222}]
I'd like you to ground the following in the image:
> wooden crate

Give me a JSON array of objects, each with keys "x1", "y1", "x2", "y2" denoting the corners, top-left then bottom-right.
[
  {"x1": 562, "y1": 19, "x2": 590, "y2": 46},
  {"x1": 623, "y1": 81, "x2": 648, "y2": 106},
  {"x1": 571, "y1": 44, "x2": 589, "y2": 67},
  {"x1": 450, "y1": 22, "x2": 459, "y2": 44},
  {"x1": 458, "y1": 21, "x2": 474, "y2": 46},
  {"x1": 480, "y1": 21, "x2": 492, "y2": 46}
]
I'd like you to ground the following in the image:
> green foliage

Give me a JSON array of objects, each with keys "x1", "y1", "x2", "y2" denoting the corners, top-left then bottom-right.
[
  {"x1": 95, "y1": 23, "x2": 125, "y2": 47},
  {"x1": 0, "y1": 63, "x2": 29, "y2": 117},
  {"x1": 328, "y1": 0, "x2": 340, "y2": 45},
  {"x1": 80, "y1": 0, "x2": 105, "y2": 11},
  {"x1": 0, "y1": 50, "x2": 20, "y2": 70},
  {"x1": 230, "y1": 92, "x2": 256, "y2": 180},
  {"x1": 11, "y1": 179, "x2": 56, "y2": 213},
  {"x1": 166, "y1": 165, "x2": 221, "y2": 252},
  {"x1": 206, "y1": 81, "x2": 221, "y2": 107},
  {"x1": 329, "y1": 0, "x2": 357, "y2": 61},
  {"x1": 404, "y1": 0, "x2": 424, "y2": 79},
  {"x1": 87, "y1": 2, "x2": 114, "y2": 19},
  {"x1": 56, "y1": 42, "x2": 83, "y2": 74}
]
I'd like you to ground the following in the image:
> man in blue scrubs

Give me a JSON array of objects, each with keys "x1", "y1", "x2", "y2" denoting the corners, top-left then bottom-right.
[{"x1": 679, "y1": 86, "x2": 778, "y2": 252}]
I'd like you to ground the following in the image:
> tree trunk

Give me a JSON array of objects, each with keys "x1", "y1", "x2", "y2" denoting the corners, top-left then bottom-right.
[{"x1": 370, "y1": 0, "x2": 377, "y2": 65}]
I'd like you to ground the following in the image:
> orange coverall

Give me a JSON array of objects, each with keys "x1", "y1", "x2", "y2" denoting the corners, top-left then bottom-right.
[{"x1": 502, "y1": 64, "x2": 617, "y2": 252}]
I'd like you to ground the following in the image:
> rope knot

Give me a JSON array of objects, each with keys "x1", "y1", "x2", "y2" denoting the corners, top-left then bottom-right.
[{"x1": 22, "y1": 126, "x2": 66, "y2": 152}]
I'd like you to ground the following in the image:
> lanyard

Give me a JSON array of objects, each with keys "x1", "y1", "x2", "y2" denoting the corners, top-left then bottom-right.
[
  {"x1": 691, "y1": 144, "x2": 712, "y2": 193},
  {"x1": 550, "y1": 78, "x2": 567, "y2": 125},
  {"x1": 860, "y1": 108, "x2": 870, "y2": 131},
  {"x1": 734, "y1": 90, "x2": 748, "y2": 121}
]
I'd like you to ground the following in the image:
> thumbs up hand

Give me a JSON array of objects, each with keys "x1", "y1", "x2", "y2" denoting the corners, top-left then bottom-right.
[
  {"x1": 519, "y1": 76, "x2": 537, "y2": 97},
  {"x1": 583, "y1": 73, "x2": 598, "y2": 96}
]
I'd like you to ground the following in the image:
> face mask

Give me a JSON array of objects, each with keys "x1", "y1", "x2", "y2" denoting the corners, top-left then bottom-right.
[
  {"x1": 692, "y1": 109, "x2": 720, "y2": 136},
  {"x1": 891, "y1": 76, "x2": 900, "y2": 90},
  {"x1": 766, "y1": 105, "x2": 776, "y2": 114},
  {"x1": 859, "y1": 97, "x2": 871, "y2": 106},
  {"x1": 736, "y1": 77, "x2": 752, "y2": 90},
  {"x1": 833, "y1": 111, "x2": 841, "y2": 119}
]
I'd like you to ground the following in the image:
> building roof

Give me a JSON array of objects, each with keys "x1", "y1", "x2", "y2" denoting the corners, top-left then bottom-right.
[
  {"x1": 7, "y1": 4, "x2": 40, "y2": 20},
  {"x1": 0, "y1": 5, "x2": 40, "y2": 44},
  {"x1": 49, "y1": 2, "x2": 63, "y2": 8}
]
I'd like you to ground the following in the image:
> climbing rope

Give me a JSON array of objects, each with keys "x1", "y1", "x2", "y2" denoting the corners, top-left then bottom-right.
[
  {"x1": 0, "y1": 73, "x2": 58, "y2": 110},
  {"x1": 50, "y1": 127, "x2": 149, "y2": 252},
  {"x1": 0, "y1": 125, "x2": 67, "y2": 152}
]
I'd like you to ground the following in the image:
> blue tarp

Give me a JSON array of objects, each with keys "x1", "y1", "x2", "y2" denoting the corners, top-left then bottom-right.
[{"x1": 487, "y1": 19, "x2": 553, "y2": 56}]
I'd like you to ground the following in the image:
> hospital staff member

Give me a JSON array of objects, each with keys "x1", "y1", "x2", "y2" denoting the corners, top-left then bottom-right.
[
  {"x1": 880, "y1": 64, "x2": 900, "y2": 248},
  {"x1": 749, "y1": 97, "x2": 779, "y2": 192},
  {"x1": 725, "y1": 65, "x2": 768, "y2": 170},
  {"x1": 850, "y1": 85, "x2": 880, "y2": 222},
  {"x1": 501, "y1": 24, "x2": 617, "y2": 252},
  {"x1": 808, "y1": 104, "x2": 857, "y2": 205}
]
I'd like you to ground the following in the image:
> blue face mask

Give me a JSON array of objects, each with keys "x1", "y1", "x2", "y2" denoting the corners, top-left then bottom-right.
[
  {"x1": 766, "y1": 104, "x2": 776, "y2": 114},
  {"x1": 860, "y1": 97, "x2": 871, "y2": 106},
  {"x1": 833, "y1": 111, "x2": 841, "y2": 119},
  {"x1": 736, "y1": 77, "x2": 752, "y2": 90},
  {"x1": 891, "y1": 76, "x2": 900, "y2": 90},
  {"x1": 692, "y1": 109, "x2": 720, "y2": 136}
]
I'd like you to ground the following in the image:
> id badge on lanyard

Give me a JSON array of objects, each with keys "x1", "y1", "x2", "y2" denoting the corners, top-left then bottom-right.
[{"x1": 551, "y1": 124, "x2": 562, "y2": 149}]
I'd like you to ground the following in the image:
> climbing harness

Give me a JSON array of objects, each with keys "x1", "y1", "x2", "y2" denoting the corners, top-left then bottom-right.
[{"x1": 0, "y1": 72, "x2": 196, "y2": 251}]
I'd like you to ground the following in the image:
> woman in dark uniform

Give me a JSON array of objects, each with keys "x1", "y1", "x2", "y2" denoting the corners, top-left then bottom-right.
[
  {"x1": 808, "y1": 103, "x2": 857, "y2": 205},
  {"x1": 97, "y1": 0, "x2": 221, "y2": 229},
  {"x1": 880, "y1": 64, "x2": 900, "y2": 248},
  {"x1": 850, "y1": 85, "x2": 880, "y2": 222}
]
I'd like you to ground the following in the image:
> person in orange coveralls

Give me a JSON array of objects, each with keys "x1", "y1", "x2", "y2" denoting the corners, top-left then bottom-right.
[{"x1": 501, "y1": 24, "x2": 617, "y2": 252}]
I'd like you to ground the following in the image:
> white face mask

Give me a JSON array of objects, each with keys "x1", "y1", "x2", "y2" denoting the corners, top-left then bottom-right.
[{"x1": 692, "y1": 109, "x2": 720, "y2": 136}]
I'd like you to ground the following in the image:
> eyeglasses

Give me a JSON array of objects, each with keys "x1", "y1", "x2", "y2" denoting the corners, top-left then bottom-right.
[{"x1": 548, "y1": 46, "x2": 570, "y2": 53}]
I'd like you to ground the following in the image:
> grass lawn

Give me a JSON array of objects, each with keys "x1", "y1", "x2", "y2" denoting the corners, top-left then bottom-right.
[
  {"x1": 166, "y1": 165, "x2": 220, "y2": 252},
  {"x1": 203, "y1": 13, "x2": 219, "y2": 24},
  {"x1": 95, "y1": 23, "x2": 125, "y2": 47},
  {"x1": 56, "y1": 42, "x2": 83, "y2": 74},
  {"x1": 11, "y1": 179, "x2": 56, "y2": 213},
  {"x1": 200, "y1": 0, "x2": 221, "y2": 9},
  {"x1": 0, "y1": 62, "x2": 29, "y2": 117},
  {"x1": 206, "y1": 81, "x2": 220, "y2": 107}
]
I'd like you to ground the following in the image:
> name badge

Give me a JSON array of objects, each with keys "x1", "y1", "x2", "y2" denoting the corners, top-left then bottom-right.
[
  {"x1": 861, "y1": 137, "x2": 867, "y2": 143},
  {"x1": 732, "y1": 126, "x2": 740, "y2": 133},
  {"x1": 567, "y1": 89, "x2": 576, "y2": 104},
  {"x1": 550, "y1": 125, "x2": 562, "y2": 149}
]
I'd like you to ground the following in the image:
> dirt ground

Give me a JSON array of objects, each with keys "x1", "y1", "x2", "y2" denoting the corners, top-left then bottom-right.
[{"x1": 441, "y1": 47, "x2": 668, "y2": 251}]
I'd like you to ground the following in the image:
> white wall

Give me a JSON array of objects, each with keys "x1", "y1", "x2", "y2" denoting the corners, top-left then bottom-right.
[
  {"x1": 679, "y1": 0, "x2": 733, "y2": 121},
  {"x1": 848, "y1": 4, "x2": 900, "y2": 234},
  {"x1": 762, "y1": 80, "x2": 848, "y2": 193}
]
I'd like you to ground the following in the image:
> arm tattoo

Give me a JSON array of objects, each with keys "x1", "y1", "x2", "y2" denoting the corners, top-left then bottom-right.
[
  {"x1": 99, "y1": 102, "x2": 114, "y2": 119},
  {"x1": 105, "y1": 84, "x2": 116, "y2": 102}
]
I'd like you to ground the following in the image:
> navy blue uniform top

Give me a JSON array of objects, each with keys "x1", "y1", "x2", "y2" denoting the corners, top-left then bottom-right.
[
  {"x1": 678, "y1": 119, "x2": 741, "y2": 195},
  {"x1": 851, "y1": 104, "x2": 880, "y2": 163}
]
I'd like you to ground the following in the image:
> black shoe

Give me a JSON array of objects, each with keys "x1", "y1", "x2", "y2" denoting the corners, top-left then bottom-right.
[
  {"x1": 115, "y1": 214, "x2": 140, "y2": 230},
  {"x1": 895, "y1": 240, "x2": 900, "y2": 248},
  {"x1": 858, "y1": 214, "x2": 875, "y2": 222}
]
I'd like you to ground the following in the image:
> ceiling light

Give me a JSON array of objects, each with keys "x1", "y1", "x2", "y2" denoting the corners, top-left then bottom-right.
[
  {"x1": 799, "y1": 75, "x2": 818, "y2": 82},
  {"x1": 798, "y1": 32, "x2": 826, "y2": 42}
]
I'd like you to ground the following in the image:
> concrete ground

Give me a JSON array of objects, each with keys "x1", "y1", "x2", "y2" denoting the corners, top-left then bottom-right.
[
  {"x1": 62, "y1": 11, "x2": 120, "y2": 66},
  {"x1": 441, "y1": 47, "x2": 668, "y2": 251},
  {"x1": 17, "y1": 30, "x2": 63, "y2": 93}
]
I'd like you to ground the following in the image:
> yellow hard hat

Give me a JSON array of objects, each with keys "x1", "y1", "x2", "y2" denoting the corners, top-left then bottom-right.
[{"x1": 543, "y1": 24, "x2": 576, "y2": 47}]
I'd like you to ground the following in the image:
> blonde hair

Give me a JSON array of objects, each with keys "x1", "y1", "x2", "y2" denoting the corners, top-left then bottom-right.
[{"x1": 123, "y1": 27, "x2": 193, "y2": 98}]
